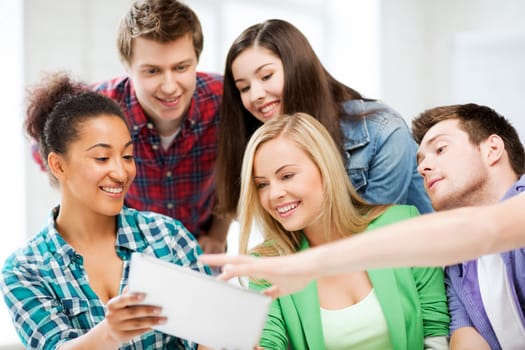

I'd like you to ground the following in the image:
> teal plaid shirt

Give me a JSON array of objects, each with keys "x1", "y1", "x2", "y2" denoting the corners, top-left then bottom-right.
[{"x1": 0, "y1": 206, "x2": 210, "y2": 349}]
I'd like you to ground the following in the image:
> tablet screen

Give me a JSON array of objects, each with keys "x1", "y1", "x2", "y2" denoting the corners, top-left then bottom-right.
[{"x1": 128, "y1": 252, "x2": 271, "y2": 349}]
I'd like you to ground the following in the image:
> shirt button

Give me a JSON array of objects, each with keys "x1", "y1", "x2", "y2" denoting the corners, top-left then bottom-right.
[
  {"x1": 152, "y1": 144, "x2": 159, "y2": 150},
  {"x1": 166, "y1": 171, "x2": 172, "y2": 177},
  {"x1": 147, "y1": 123, "x2": 154, "y2": 129},
  {"x1": 133, "y1": 125, "x2": 139, "y2": 131},
  {"x1": 167, "y1": 203, "x2": 174, "y2": 209}
]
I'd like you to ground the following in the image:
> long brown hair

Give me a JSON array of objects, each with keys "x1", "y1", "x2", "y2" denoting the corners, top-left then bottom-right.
[{"x1": 216, "y1": 19, "x2": 365, "y2": 216}]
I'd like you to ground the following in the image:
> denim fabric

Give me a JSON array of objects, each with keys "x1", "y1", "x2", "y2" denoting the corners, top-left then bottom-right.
[{"x1": 341, "y1": 99, "x2": 433, "y2": 214}]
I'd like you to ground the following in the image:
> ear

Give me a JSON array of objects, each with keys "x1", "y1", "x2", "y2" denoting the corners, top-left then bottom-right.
[
  {"x1": 47, "y1": 152, "x2": 67, "y2": 181},
  {"x1": 482, "y1": 134, "x2": 505, "y2": 167}
]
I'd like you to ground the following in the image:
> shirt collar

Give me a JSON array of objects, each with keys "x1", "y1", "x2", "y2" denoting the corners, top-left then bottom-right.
[
  {"x1": 44, "y1": 206, "x2": 77, "y2": 267},
  {"x1": 501, "y1": 174, "x2": 525, "y2": 201},
  {"x1": 44, "y1": 206, "x2": 138, "y2": 265}
]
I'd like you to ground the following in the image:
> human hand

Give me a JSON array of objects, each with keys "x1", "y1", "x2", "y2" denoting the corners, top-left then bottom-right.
[
  {"x1": 103, "y1": 291, "x2": 166, "y2": 344},
  {"x1": 198, "y1": 254, "x2": 315, "y2": 298}
]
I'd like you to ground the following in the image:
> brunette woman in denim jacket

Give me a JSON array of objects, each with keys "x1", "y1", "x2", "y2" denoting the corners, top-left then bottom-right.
[{"x1": 216, "y1": 19, "x2": 431, "y2": 217}]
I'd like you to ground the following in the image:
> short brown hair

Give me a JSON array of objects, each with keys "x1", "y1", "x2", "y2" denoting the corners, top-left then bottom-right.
[
  {"x1": 117, "y1": 0, "x2": 203, "y2": 64},
  {"x1": 412, "y1": 103, "x2": 525, "y2": 175}
]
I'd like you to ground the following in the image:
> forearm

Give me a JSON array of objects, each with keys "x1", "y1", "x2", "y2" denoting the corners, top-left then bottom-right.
[
  {"x1": 57, "y1": 321, "x2": 120, "y2": 350},
  {"x1": 309, "y1": 201, "x2": 521, "y2": 276}
]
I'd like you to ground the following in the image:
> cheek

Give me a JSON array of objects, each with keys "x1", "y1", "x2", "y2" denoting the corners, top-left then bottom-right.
[
  {"x1": 258, "y1": 190, "x2": 272, "y2": 214},
  {"x1": 240, "y1": 93, "x2": 252, "y2": 111},
  {"x1": 181, "y1": 71, "x2": 197, "y2": 92},
  {"x1": 271, "y1": 75, "x2": 284, "y2": 97},
  {"x1": 133, "y1": 77, "x2": 156, "y2": 97},
  {"x1": 128, "y1": 164, "x2": 137, "y2": 181}
]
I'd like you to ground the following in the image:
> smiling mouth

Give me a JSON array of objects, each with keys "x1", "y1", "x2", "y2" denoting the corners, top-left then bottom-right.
[
  {"x1": 276, "y1": 202, "x2": 299, "y2": 214},
  {"x1": 259, "y1": 101, "x2": 279, "y2": 117},
  {"x1": 427, "y1": 178, "x2": 442, "y2": 190},
  {"x1": 157, "y1": 95, "x2": 181, "y2": 106},
  {"x1": 101, "y1": 186, "x2": 124, "y2": 194}
]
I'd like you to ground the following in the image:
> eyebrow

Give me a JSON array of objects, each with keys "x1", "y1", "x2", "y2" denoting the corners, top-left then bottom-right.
[
  {"x1": 86, "y1": 140, "x2": 133, "y2": 151},
  {"x1": 253, "y1": 164, "x2": 296, "y2": 179},
  {"x1": 139, "y1": 58, "x2": 194, "y2": 69},
  {"x1": 234, "y1": 63, "x2": 275, "y2": 83},
  {"x1": 416, "y1": 134, "x2": 444, "y2": 163}
]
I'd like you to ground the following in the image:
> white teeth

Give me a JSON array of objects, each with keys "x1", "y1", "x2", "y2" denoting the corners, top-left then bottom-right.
[
  {"x1": 261, "y1": 102, "x2": 278, "y2": 113},
  {"x1": 102, "y1": 187, "x2": 123, "y2": 194},
  {"x1": 277, "y1": 203, "x2": 298, "y2": 214}
]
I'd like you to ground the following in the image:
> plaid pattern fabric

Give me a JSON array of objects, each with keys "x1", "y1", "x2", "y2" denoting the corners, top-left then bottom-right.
[
  {"x1": 0, "y1": 206, "x2": 210, "y2": 350},
  {"x1": 92, "y1": 73, "x2": 222, "y2": 238}
]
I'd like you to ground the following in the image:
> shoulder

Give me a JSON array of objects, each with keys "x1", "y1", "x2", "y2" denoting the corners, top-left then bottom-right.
[
  {"x1": 91, "y1": 76, "x2": 130, "y2": 99},
  {"x1": 1, "y1": 229, "x2": 54, "y2": 280},
  {"x1": 342, "y1": 99, "x2": 405, "y2": 123},
  {"x1": 368, "y1": 205, "x2": 419, "y2": 230},
  {"x1": 341, "y1": 100, "x2": 410, "y2": 148},
  {"x1": 196, "y1": 72, "x2": 223, "y2": 96}
]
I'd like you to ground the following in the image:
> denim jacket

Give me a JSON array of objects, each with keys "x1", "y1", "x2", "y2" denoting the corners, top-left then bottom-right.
[{"x1": 341, "y1": 99, "x2": 433, "y2": 214}]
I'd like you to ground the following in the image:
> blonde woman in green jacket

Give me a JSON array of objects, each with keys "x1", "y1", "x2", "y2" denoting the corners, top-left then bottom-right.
[{"x1": 237, "y1": 113, "x2": 449, "y2": 350}]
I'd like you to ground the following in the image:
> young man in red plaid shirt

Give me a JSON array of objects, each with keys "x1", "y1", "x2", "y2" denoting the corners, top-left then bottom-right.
[{"x1": 93, "y1": 0, "x2": 229, "y2": 254}]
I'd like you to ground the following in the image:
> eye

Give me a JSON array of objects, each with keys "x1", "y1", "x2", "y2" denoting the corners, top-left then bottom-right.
[
  {"x1": 238, "y1": 85, "x2": 250, "y2": 94},
  {"x1": 175, "y1": 65, "x2": 188, "y2": 73},
  {"x1": 255, "y1": 181, "x2": 268, "y2": 190},
  {"x1": 123, "y1": 155, "x2": 134, "y2": 161},
  {"x1": 144, "y1": 68, "x2": 158, "y2": 75},
  {"x1": 436, "y1": 145, "x2": 446, "y2": 154},
  {"x1": 261, "y1": 73, "x2": 273, "y2": 81},
  {"x1": 95, "y1": 157, "x2": 109, "y2": 162},
  {"x1": 282, "y1": 173, "x2": 295, "y2": 180}
]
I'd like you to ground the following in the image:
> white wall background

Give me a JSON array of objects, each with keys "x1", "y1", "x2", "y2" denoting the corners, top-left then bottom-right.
[{"x1": 2, "y1": 0, "x2": 525, "y2": 346}]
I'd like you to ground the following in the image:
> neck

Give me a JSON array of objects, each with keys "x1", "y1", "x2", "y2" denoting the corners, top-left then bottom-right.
[
  {"x1": 55, "y1": 204, "x2": 117, "y2": 249},
  {"x1": 470, "y1": 169, "x2": 519, "y2": 206},
  {"x1": 155, "y1": 118, "x2": 183, "y2": 137},
  {"x1": 304, "y1": 222, "x2": 344, "y2": 248}
]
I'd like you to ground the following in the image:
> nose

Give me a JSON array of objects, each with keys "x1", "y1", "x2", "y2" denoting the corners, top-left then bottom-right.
[
  {"x1": 249, "y1": 81, "x2": 265, "y2": 102},
  {"x1": 269, "y1": 182, "x2": 286, "y2": 200},
  {"x1": 109, "y1": 159, "x2": 128, "y2": 182},
  {"x1": 160, "y1": 72, "x2": 178, "y2": 95},
  {"x1": 417, "y1": 157, "x2": 432, "y2": 177}
]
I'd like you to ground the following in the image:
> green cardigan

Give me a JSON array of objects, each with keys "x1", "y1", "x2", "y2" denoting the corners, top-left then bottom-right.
[{"x1": 251, "y1": 205, "x2": 450, "y2": 350}]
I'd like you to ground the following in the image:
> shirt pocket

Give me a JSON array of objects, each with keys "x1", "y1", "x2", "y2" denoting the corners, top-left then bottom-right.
[
  {"x1": 348, "y1": 167, "x2": 368, "y2": 193},
  {"x1": 61, "y1": 297, "x2": 92, "y2": 332}
]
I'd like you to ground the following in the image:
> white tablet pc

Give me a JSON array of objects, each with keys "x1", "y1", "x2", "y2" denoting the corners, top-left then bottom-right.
[{"x1": 127, "y1": 252, "x2": 272, "y2": 349}]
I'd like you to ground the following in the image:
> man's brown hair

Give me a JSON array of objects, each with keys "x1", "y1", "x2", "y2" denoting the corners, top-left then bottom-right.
[
  {"x1": 412, "y1": 103, "x2": 525, "y2": 175},
  {"x1": 117, "y1": 0, "x2": 203, "y2": 64}
]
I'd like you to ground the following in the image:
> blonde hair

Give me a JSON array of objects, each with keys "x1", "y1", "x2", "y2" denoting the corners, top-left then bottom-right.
[{"x1": 238, "y1": 113, "x2": 389, "y2": 257}]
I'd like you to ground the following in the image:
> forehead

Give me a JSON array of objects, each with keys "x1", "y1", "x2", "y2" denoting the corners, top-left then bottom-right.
[
  {"x1": 419, "y1": 119, "x2": 466, "y2": 146},
  {"x1": 129, "y1": 34, "x2": 195, "y2": 65},
  {"x1": 232, "y1": 46, "x2": 282, "y2": 73},
  {"x1": 254, "y1": 137, "x2": 310, "y2": 170},
  {"x1": 73, "y1": 115, "x2": 130, "y2": 146}
]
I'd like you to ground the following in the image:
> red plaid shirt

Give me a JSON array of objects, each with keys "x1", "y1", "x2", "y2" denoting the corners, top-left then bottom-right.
[{"x1": 93, "y1": 73, "x2": 223, "y2": 237}]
